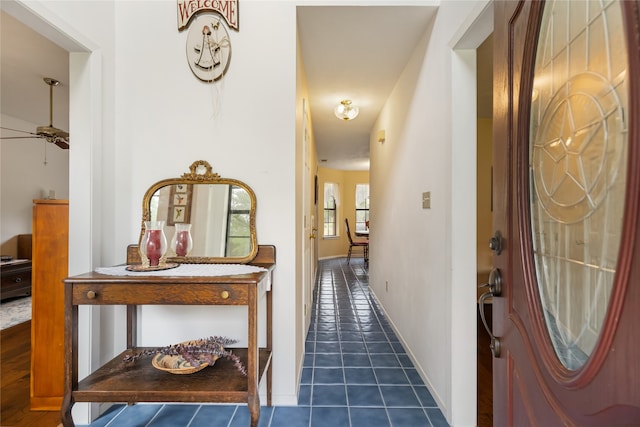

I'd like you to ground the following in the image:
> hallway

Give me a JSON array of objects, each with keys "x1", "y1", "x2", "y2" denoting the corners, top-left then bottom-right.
[{"x1": 82, "y1": 258, "x2": 448, "y2": 426}]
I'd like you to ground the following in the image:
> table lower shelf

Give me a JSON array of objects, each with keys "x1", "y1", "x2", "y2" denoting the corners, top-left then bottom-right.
[{"x1": 72, "y1": 347, "x2": 272, "y2": 403}]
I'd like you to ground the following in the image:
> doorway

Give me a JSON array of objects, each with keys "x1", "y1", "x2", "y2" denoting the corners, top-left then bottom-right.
[
  {"x1": 1, "y1": 2, "x2": 100, "y2": 424},
  {"x1": 450, "y1": 1, "x2": 495, "y2": 424},
  {"x1": 0, "y1": 11, "x2": 70, "y2": 253},
  {"x1": 476, "y1": 34, "x2": 494, "y2": 427}
]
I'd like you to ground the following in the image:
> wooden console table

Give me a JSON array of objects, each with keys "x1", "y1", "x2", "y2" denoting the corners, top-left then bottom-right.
[{"x1": 61, "y1": 245, "x2": 275, "y2": 427}]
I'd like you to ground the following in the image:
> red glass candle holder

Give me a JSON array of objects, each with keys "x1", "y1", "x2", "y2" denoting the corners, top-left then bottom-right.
[{"x1": 140, "y1": 221, "x2": 167, "y2": 267}]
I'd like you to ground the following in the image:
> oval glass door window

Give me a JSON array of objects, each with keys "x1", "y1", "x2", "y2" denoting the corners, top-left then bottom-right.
[{"x1": 529, "y1": 0, "x2": 629, "y2": 370}]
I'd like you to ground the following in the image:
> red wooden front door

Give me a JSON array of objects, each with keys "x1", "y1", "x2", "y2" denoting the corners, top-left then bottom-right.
[{"x1": 490, "y1": 1, "x2": 640, "y2": 425}]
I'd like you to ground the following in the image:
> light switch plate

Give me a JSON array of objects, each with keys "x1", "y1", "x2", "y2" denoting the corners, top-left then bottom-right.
[{"x1": 423, "y1": 192, "x2": 431, "y2": 209}]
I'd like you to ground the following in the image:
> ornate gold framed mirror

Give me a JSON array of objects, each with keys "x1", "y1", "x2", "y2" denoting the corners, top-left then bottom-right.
[{"x1": 138, "y1": 160, "x2": 257, "y2": 264}]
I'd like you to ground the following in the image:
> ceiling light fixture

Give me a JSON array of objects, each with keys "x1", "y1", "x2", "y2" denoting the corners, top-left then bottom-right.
[{"x1": 334, "y1": 100, "x2": 359, "y2": 121}]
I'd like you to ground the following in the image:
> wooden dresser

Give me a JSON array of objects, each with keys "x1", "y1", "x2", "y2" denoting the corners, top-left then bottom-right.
[
  {"x1": 61, "y1": 245, "x2": 275, "y2": 427},
  {"x1": 31, "y1": 199, "x2": 69, "y2": 410}
]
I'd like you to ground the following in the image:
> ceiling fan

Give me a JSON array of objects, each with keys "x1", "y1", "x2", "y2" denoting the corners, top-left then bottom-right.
[{"x1": 0, "y1": 77, "x2": 70, "y2": 149}]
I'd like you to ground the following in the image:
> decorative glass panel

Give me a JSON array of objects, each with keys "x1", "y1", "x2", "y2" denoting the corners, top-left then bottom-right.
[{"x1": 529, "y1": 0, "x2": 628, "y2": 370}]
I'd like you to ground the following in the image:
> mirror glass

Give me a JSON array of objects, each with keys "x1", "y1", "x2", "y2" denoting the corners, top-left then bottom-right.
[{"x1": 139, "y1": 160, "x2": 257, "y2": 264}]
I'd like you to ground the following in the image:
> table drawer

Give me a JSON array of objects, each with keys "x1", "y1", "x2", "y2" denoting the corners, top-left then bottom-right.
[
  {"x1": 71, "y1": 283, "x2": 249, "y2": 305},
  {"x1": 2, "y1": 270, "x2": 32, "y2": 286},
  {"x1": 1, "y1": 270, "x2": 32, "y2": 300}
]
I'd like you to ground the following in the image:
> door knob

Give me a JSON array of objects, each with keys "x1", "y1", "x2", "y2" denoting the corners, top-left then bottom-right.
[
  {"x1": 478, "y1": 268, "x2": 502, "y2": 358},
  {"x1": 478, "y1": 268, "x2": 502, "y2": 296},
  {"x1": 488, "y1": 231, "x2": 503, "y2": 255}
]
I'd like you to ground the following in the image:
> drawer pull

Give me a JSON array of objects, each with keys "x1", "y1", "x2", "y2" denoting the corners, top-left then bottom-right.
[
  {"x1": 15, "y1": 277, "x2": 22, "y2": 283},
  {"x1": 221, "y1": 291, "x2": 230, "y2": 299},
  {"x1": 87, "y1": 291, "x2": 97, "y2": 299}
]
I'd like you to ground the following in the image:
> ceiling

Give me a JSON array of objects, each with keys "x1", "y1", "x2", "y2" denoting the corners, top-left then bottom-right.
[
  {"x1": 297, "y1": 5, "x2": 438, "y2": 171},
  {"x1": 0, "y1": 11, "x2": 70, "y2": 136},
  {"x1": 1, "y1": 5, "x2": 492, "y2": 171}
]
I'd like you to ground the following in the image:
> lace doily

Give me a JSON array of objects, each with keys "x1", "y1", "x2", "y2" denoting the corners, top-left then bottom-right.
[{"x1": 95, "y1": 263, "x2": 267, "y2": 277}]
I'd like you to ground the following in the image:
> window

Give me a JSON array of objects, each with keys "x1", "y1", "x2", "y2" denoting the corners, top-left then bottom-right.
[
  {"x1": 355, "y1": 184, "x2": 370, "y2": 232},
  {"x1": 225, "y1": 185, "x2": 251, "y2": 256},
  {"x1": 324, "y1": 182, "x2": 339, "y2": 237}
]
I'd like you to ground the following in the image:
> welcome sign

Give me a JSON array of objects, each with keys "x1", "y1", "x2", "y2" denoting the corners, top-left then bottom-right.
[{"x1": 177, "y1": 0, "x2": 239, "y2": 31}]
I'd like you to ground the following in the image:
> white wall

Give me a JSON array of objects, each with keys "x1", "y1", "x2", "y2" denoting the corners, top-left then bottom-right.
[
  {"x1": 112, "y1": 0, "x2": 299, "y2": 405},
  {"x1": 0, "y1": 115, "x2": 70, "y2": 256},
  {"x1": 369, "y1": 2, "x2": 485, "y2": 425}
]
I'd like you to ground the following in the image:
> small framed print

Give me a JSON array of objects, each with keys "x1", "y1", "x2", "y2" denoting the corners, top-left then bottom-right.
[
  {"x1": 173, "y1": 193, "x2": 188, "y2": 206},
  {"x1": 167, "y1": 184, "x2": 192, "y2": 225},
  {"x1": 172, "y1": 206, "x2": 188, "y2": 223}
]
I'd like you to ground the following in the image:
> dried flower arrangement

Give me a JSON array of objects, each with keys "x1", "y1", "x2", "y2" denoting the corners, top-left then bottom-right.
[{"x1": 123, "y1": 335, "x2": 247, "y2": 375}]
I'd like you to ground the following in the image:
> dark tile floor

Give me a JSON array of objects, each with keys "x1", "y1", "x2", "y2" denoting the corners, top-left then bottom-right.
[{"x1": 81, "y1": 258, "x2": 448, "y2": 426}]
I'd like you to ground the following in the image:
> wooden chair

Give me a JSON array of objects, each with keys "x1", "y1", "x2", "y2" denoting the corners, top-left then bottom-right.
[{"x1": 345, "y1": 218, "x2": 368, "y2": 265}]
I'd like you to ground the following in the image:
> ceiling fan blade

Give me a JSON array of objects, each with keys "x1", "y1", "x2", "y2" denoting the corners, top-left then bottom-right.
[
  {"x1": 0, "y1": 136, "x2": 44, "y2": 140},
  {"x1": 53, "y1": 138, "x2": 70, "y2": 150},
  {"x1": 0, "y1": 126, "x2": 40, "y2": 137}
]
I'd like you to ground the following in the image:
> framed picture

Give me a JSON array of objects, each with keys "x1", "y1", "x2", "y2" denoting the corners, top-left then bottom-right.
[{"x1": 167, "y1": 184, "x2": 192, "y2": 225}]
